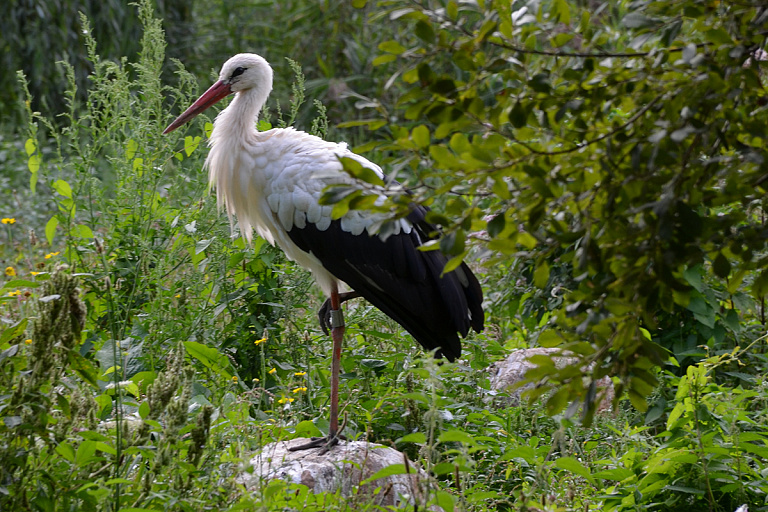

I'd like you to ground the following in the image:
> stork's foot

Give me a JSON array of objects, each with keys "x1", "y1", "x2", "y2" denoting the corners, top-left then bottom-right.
[
  {"x1": 318, "y1": 292, "x2": 360, "y2": 335},
  {"x1": 287, "y1": 432, "x2": 346, "y2": 454}
]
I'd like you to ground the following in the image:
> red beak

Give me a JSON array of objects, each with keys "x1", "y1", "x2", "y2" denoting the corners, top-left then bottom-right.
[{"x1": 163, "y1": 80, "x2": 232, "y2": 134}]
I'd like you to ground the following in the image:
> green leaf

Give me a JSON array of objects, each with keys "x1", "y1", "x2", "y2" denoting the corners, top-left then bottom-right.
[
  {"x1": 29, "y1": 169, "x2": 38, "y2": 194},
  {"x1": 414, "y1": 20, "x2": 435, "y2": 43},
  {"x1": 510, "y1": 102, "x2": 527, "y2": 128},
  {"x1": 195, "y1": 238, "x2": 215, "y2": 254},
  {"x1": 68, "y1": 351, "x2": 99, "y2": 388},
  {"x1": 683, "y1": 266, "x2": 703, "y2": 292},
  {"x1": 378, "y1": 40, "x2": 407, "y2": 55},
  {"x1": 294, "y1": 420, "x2": 322, "y2": 437},
  {"x1": 429, "y1": 145, "x2": 458, "y2": 168},
  {"x1": 71, "y1": 224, "x2": 94, "y2": 239},
  {"x1": 552, "y1": 33, "x2": 574, "y2": 47},
  {"x1": 360, "y1": 463, "x2": 416, "y2": 485},
  {"x1": 338, "y1": 119, "x2": 387, "y2": 130},
  {"x1": 446, "y1": 1, "x2": 458, "y2": 20},
  {"x1": 53, "y1": 179, "x2": 72, "y2": 199},
  {"x1": 400, "y1": 391, "x2": 429, "y2": 403},
  {"x1": 467, "y1": 491, "x2": 502, "y2": 504},
  {"x1": 487, "y1": 213, "x2": 505, "y2": 238},
  {"x1": 361, "y1": 358, "x2": 387, "y2": 369},
  {"x1": 339, "y1": 157, "x2": 385, "y2": 187},
  {"x1": 28, "y1": 153, "x2": 41, "y2": 174},
  {"x1": 553, "y1": 0, "x2": 571, "y2": 24},
  {"x1": 704, "y1": 28, "x2": 733, "y2": 45},
  {"x1": 183, "y1": 341, "x2": 233, "y2": 379},
  {"x1": 443, "y1": 251, "x2": 468, "y2": 275},
  {"x1": 184, "y1": 135, "x2": 201, "y2": 157},
  {"x1": 686, "y1": 296, "x2": 715, "y2": 328},
  {"x1": 439, "y1": 230, "x2": 465, "y2": 256},
  {"x1": 411, "y1": 125, "x2": 430, "y2": 149},
  {"x1": 373, "y1": 54, "x2": 397, "y2": 66},
  {"x1": 2, "y1": 280, "x2": 39, "y2": 290},
  {"x1": 75, "y1": 440, "x2": 98, "y2": 466},
  {"x1": 438, "y1": 429, "x2": 476, "y2": 446},
  {"x1": 399, "y1": 432, "x2": 427, "y2": 444},
  {"x1": 555, "y1": 456, "x2": 594, "y2": 484},
  {"x1": 25, "y1": 138, "x2": 37, "y2": 156},
  {"x1": 537, "y1": 330, "x2": 562, "y2": 347},
  {"x1": 628, "y1": 390, "x2": 648, "y2": 412},
  {"x1": 319, "y1": 186, "x2": 355, "y2": 206},
  {"x1": 104, "y1": 479, "x2": 135, "y2": 487},
  {"x1": 546, "y1": 387, "x2": 570, "y2": 415},
  {"x1": 94, "y1": 441, "x2": 116, "y2": 456},
  {"x1": 712, "y1": 253, "x2": 731, "y2": 278},
  {"x1": 533, "y1": 261, "x2": 550, "y2": 288},
  {"x1": 432, "y1": 490, "x2": 455, "y2": 512},
  {"x1": 0, "y1": 319, "x2": 27, "y2": 345},
  {"x1": 622, "y1": 12, "x2": 656, "y2": 28},
  {"x1": 131, "y1": 371, "x2": 157, "y2": 393},
  {"x1": 45, "y1": 216, "x2": 59, "y2": 245},
  {"x1": 94, "y1": 394, "x2": 112, "y2": 418},
  {"x1": 331, "y1": 197, "x2": 351, "y2": 220},
  {"x1": 528, "y1": 73, "x2": 551, "y2": 93},
  {"x1": 56, "y1": 442, "x2": 76, "y2": 462},
  {"x1": 125, "y1": 139, "x2": 138, "y2": 161}
]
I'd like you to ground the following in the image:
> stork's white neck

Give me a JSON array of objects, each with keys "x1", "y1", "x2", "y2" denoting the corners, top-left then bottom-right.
[{"x1": 212, "y1": 87, "x2": 270, "y2": 144}]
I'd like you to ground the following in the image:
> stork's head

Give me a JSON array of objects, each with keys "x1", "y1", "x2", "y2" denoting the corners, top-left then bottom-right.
[
  {"x1": 218, "y1": 53, "x2": 274, "y2": 94},
  {"x1": 163, "y1": 53, "x2": 274, "y2": 134}
]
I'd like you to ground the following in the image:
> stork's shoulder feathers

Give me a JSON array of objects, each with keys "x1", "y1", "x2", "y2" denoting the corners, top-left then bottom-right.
[{"x1": 249, "y1": 128, "x2": 400, "y2": 237}]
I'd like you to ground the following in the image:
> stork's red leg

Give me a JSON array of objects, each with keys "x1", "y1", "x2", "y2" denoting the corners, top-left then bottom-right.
[
  {"x1": 327, "y1": 283, "x2": 343, "y2": 443},
  {"x1": 289, "y1": 283, "x2": 345, "y2": 453}
]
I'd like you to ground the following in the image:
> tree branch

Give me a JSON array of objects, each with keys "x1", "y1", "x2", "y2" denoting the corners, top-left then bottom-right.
[{"x1": 522, "y1": 95, "x2": 663, "y2": 157}]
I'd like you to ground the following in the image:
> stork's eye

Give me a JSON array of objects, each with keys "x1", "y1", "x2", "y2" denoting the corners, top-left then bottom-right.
[{"x1": 231, "y1": 67, "x2": 246, "y2": 78}]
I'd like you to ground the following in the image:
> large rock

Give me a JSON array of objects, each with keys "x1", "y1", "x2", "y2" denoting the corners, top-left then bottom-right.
[
  {"x1": 238, "y1": 438, "x2": 436, "y2": 508},
  {"x1": 489, "y1": 347, "x2": 615, "y2": 412}
]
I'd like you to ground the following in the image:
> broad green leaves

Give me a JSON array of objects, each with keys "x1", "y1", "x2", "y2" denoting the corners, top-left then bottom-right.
[{"x1": 358, "y1": 0, "x2": 768, "y2": 420}]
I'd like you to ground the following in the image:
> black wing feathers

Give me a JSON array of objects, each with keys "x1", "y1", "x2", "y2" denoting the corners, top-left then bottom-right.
[{"x1": 286, "y1": 209, "x2": 484, "y2": 362}]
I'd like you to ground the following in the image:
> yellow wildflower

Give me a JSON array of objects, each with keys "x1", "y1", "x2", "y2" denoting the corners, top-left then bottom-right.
[
  {"x1": 268, "y1": 367, "x2": 276, "y2": 375},
  {"x1": 294, "y1": 371, "x2": 306, "y2": 376},
  {"x1": 44, "y1": 251, "x2": 60, "y2": 259},
  {"x1": 292, "y1": 387, "x2": 307, "y2": 394},
  {"x1": 252, "y1": 378, "x2": 260, "y2": 383},
  {"x1": 24, "y1": 339, "x2": 32, "y2": 345},
  {"x1": 29, "y1": 271, "x2": 41, "y2": 276},
  {"x1": 5, "y1": 266, "x2": 16, "y2": 277},
  {"x1": 1, "y1": 218, "x2": 15, "y2": 225},
  {"x1": 174, "y1": 294, "x2": 181, "y2": 298},
  {"x1": 254, "y1": 337, "x2": 267, "y2": 345},
  {"x1": 7, "y1": 290, "x2": 21, "y2": 297},
  {"x1": 232, "y1": 376, "x2": 238, "y2": 383},
  {"x1": 277, "y1": 397, "x2": 295, "y2": 404}
]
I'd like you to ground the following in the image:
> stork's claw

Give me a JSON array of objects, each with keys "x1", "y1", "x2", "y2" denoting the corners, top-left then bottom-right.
[
  {"x1": 318, "y1": 299, "x2": 332, "y2": 336},
  {"x1": 287, "y1": 432, "x2": 347, "y2": 454},
  {"x1": 317, "y1": 292, "x2": 361, "y2": 335}
]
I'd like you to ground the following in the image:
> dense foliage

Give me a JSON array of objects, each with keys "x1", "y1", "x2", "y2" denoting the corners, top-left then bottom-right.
[
  {"x1": 333, "y1": 0, "x2": 768, "y2": 418},
  {"x1": 0, "y1": 0, "x2": 767, "y2": 511}
]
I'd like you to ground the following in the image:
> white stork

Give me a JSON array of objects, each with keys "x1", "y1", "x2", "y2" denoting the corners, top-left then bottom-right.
[{"x1": 164, "y1": 53, "x2": 484, "y2": 451}]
